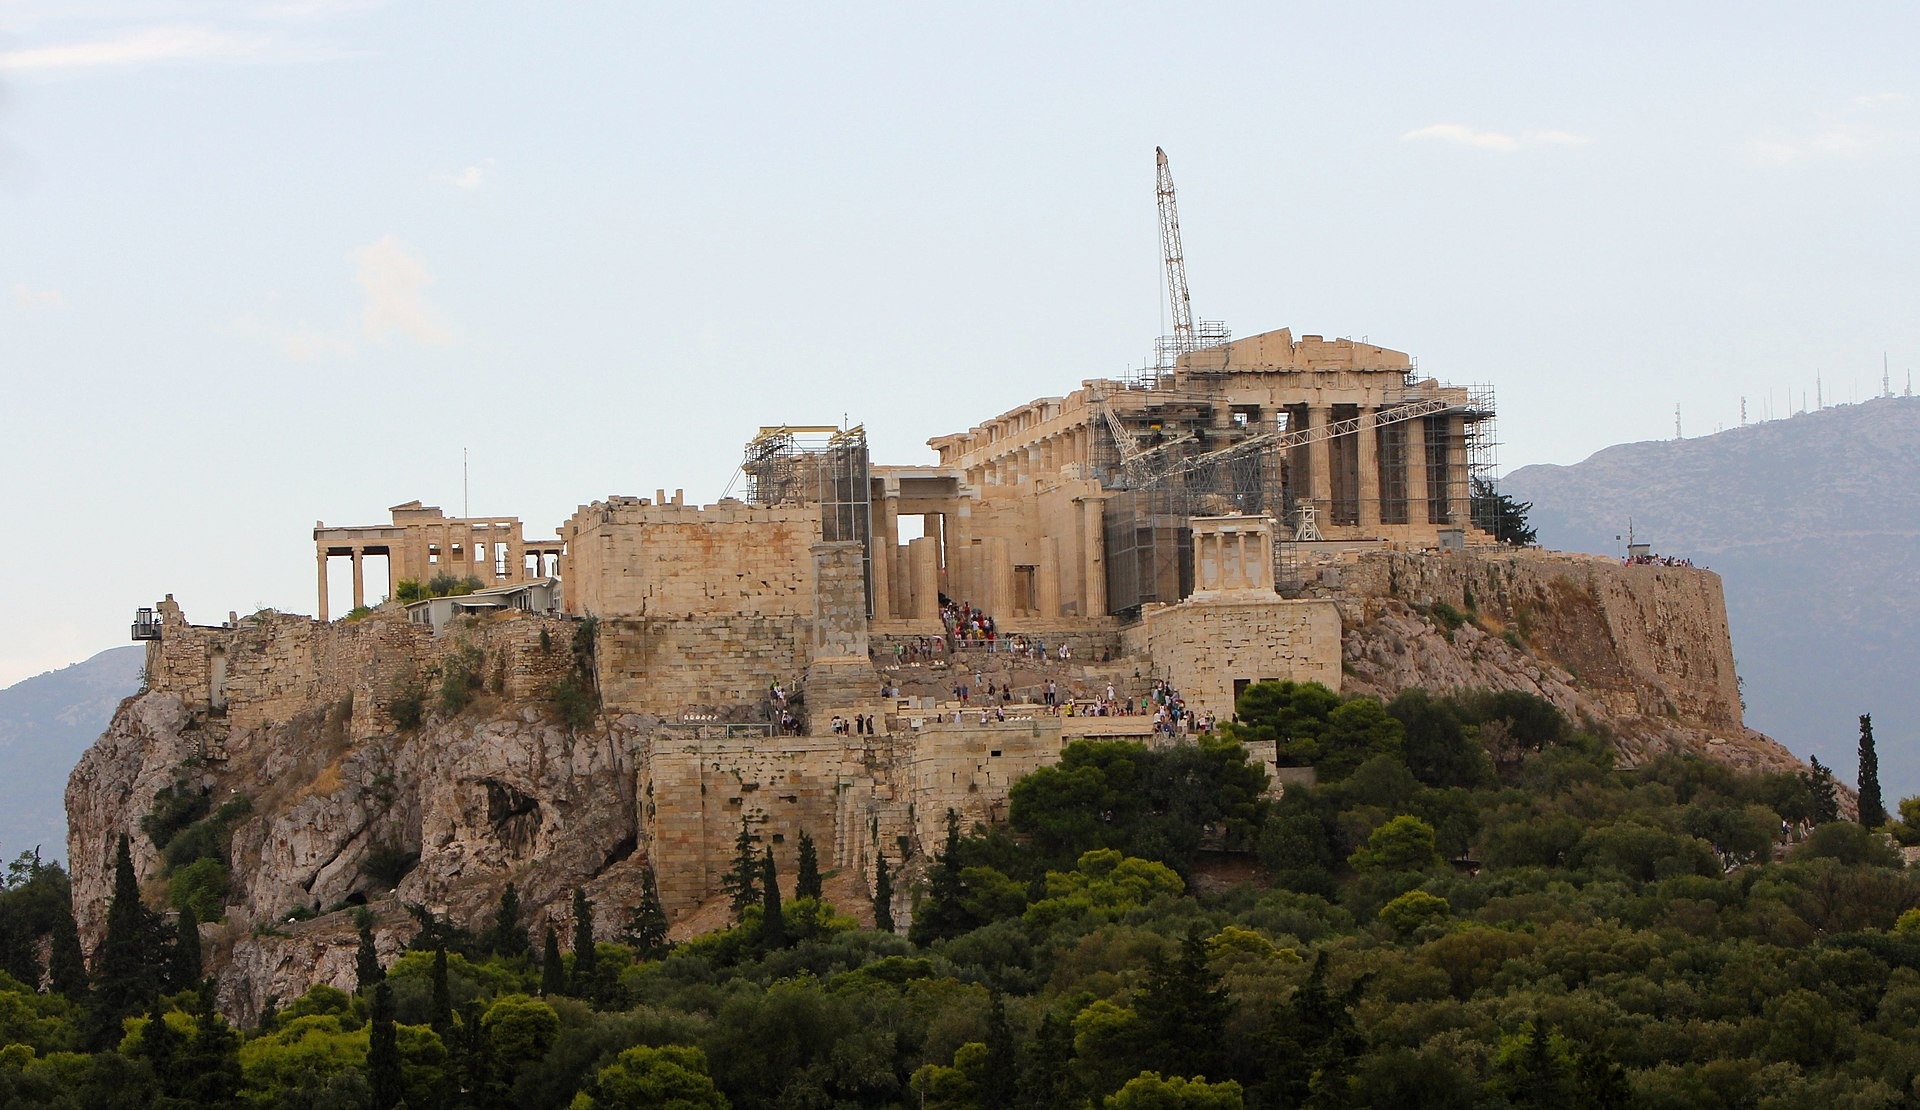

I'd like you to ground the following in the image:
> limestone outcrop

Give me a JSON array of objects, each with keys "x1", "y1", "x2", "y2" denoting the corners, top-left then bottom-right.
[{"x1": 67, "y1": 547, "x2": 1821, "y2": 1023}]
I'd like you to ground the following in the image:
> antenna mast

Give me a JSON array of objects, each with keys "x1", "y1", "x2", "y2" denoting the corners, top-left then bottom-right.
[{"x1": 1155, "y1": 147, "x2": 1195, "y2": 349}]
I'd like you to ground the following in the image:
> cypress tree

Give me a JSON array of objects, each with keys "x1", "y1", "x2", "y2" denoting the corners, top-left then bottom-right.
[
  {"x1": 980, "y1": 993, "x2": 1019, "y2": 1109},
  {"x1": 429, "y1": 944, "x2": 453, "y2": 1039},
  {"x1": 760, "y1": 848, "x2": 786, "y2": 949},
  {"x1": 167, "y1": 904, "x2": 201, "y2": 994},
  {"x1": 1017, "y1": 1011, "x2": 1080, "y2": 1109},
  {"x1": 570, "y1": 887, "x2": 598, "y2": 1000},
  {"x1": 721, "y1": 816, "x2": 759, "y2": 921},
  {"x1": 487, "y1": 881, "x2": 529, "y2": 959},
  {"x1": 368, "y1": 980, "x2": 403, "y2": 1110},
  {"x1": 872, "y1": 851, "x2": 895, "y2": 933},
  {"x1": 92, "y1": 835, "x2": 163, "y2": 1045},
  {"x1": 1807, "y1": 756, "x2": 1841, "y2": 825},
  {"x1": 540, "y1": 924, "x2": 566, "y2": 996},
  {"x1": 138, "y1": 1005, "x2": 183, "y2": 1099},
  {"x1": 1139, "y1": 927, "x2": 1232, "y2": 1082},
  {"x1": 909, "y1": 809, "x2": 967, "y2": 944},
  {"x1": 621, "y1": 868, "x2": 670, "y2": 960},
  {"x1": 180, "y1": 1006, "x2": 242, "y2": 1107},
  {"x1": 48, "y1": 893, "x2": 87, "y2": 999},
  {"x1": 1859, "y1": 714, "x2": 1887, "y2": 827},
  {"x1": 795, "y1": 830, "x2": 823, "y2": 901},
  {"x1": 355, "y1": 909, "x2": 384, "y2": 992}
]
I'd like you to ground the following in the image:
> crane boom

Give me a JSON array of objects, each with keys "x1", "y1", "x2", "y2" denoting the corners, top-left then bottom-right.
[{"x1": 1155, "y1": 147, "x2": 1195, "y2": 347}]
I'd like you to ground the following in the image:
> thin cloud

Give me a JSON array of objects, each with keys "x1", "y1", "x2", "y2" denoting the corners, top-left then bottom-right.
[
  {"x1": 10, "y1": 283, "x2": 67, "y2": 311},
  {"x1": 1401, "y1": 123, "x2": 1589, "y2": 152},
  {"x1": 436, "y1": 161, "x2": 493, "y2": 192},
  {"x1": 0, "y1": 26, "x2": 271, "y2": 72},
  {"x1": 356, "y1": 236, "x2": 451, "y2": 345}
]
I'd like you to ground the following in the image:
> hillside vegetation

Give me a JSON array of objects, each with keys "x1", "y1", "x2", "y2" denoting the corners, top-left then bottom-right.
[{"x1": 9, "y1": 682, "x2": 1920, "y2": 1108}]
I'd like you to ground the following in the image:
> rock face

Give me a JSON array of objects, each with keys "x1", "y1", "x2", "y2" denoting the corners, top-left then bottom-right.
[
  {"x1": 68, "y1": 688, "x2": 655, "y2": 1027},
  {"x1": 1504, "y1": 395, "x2": 1920, "y2": 798},
  {"x1": 67, "y1": 547, "x2": 1820, "y2": 1022}
]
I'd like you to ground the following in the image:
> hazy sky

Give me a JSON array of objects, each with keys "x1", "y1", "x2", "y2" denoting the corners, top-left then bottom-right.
[{"x1": 2, "y1": 1, "x2": 1915, "y2": 688}]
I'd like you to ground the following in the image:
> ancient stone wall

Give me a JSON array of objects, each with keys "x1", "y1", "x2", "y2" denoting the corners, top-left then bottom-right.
[
  {"x1": 596, "y1": 616, "x2": 806, "y2": 717},
  {"x1": 900, "y1": 716, "x2": 1063, "y2": 851},
  {"x1": 1338, "y1": 548, "x2": 1743, "y2": 728},
  {"x1": 1123, "y1": 597, "x2": 1343, "y2": 719},
  {"x1": 561, "y1": 498, "x2": 821, "y2": 620},
  {"x1": 144, "y1": 597, "x2": 577, "y2": 740},
  {"x1": 637, "y1": 732, "x2": 883, "y2": 915}
]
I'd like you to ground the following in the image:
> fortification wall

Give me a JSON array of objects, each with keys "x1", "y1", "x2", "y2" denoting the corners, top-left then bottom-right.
[
  {"x1": 1339, "y1": 549, "x2": 1743, "y2": 727},
  {"x1": 561, "y1": 498, "x2": 820, "y2": 619},
  {"x1": 637, "y1": 732, "x2": 891, "y2": 915},
  {"x1": 596, "y1": 616, "x2": 806, "y2": 717},
  {"x1": 1121, "y1": 597, "x2": 1343, "y2": 719},
  {"x1": 144, "y1": 597, "x2": 576, "y2": 739}
]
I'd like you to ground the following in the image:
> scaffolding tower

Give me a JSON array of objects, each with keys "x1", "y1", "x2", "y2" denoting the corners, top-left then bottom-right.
[{"x1": 741, "y1": 425, "x2": 874, "y2": 614}]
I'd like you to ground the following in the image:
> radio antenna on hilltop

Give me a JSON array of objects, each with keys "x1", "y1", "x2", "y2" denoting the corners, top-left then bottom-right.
[
  {"x1": 1674, "y1": 404, "x2": 1682, "y2": 440},
  {"x1": 463, "y1": 447, "x2": 469, "y2": 518},
  {"x1": 1886, "y1": 353, "x2": 1893, "y2": 398},
  {"x1": 1740, "y1": 397, "x2": 1747, "y2": 426}
]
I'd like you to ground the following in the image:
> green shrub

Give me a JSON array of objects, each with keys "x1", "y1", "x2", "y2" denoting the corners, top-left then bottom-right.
[
  {"x1": 143, "y1": 782, "x2": 211, "y2": 850},
  {"x1": 169, "y1": 857, "x2": 231, "y2": 922},
  {"x1": 438, "y1": 643, "x2": 485, "y2": 714},
  {"x1": 390, "y1": 686, "x2": 426, "y2": 730}
]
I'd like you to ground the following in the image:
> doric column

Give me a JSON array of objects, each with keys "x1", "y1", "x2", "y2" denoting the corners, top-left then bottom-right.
[
  {"x1": 1356, "y1": 409, "x2": 1381, "y2": 529},
  {"x1": 947, "y1": 502, "x2": 973, "y2": 607},
  {"x1": 1307, "y1": 406, "x2": 1334, "y2": 514},
  {"x1": 351, "y1": 548, "x2": 366, "y2": 610},
  {"x1": 317, "y1": 552, "x2": 331, "y2": 622},
  {"x1": 1447, "y1": 415, "x2": 1472, "y2": 528},
  {"x1": 1080, "y1": 496, "x2": 1107, "y2": 617},
  {"x1": 1404, "y1": 416, "x2": 1431, "y2": 526},
  {"x1": 869, "y1": 490, "x2": 897, "y2": 621}
]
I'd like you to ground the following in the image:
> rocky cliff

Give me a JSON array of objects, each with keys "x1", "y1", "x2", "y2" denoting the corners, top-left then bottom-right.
[{"x1": 66, "y1": 548, "x2": 1817, "y2": 1023}]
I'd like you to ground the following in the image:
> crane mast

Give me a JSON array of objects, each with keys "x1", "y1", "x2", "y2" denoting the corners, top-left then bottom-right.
[{"x1": 1155, "y1": 146, "x2": 1195, "y2": 349}]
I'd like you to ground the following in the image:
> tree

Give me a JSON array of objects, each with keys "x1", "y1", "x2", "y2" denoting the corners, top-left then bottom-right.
[
  {"x1": 167, "y1": 904, "x2": 200, "y2": 994},
  {"x1": 368, "y1": 981, "x2": 402, "y2": 1110},
  {"x1": 1471, "y1": 475, "x2": 1536, "y2": 546},
  {"x1": 620, "y1": 868, "x2": 671, "y2": 960},
  {"x1": 540, "y1": 925, "x2": 565, "y2": 996},
  {"x1": 429, "y1": 944, "x2": 454, "y2": 1039},
  {"x1": 795, "y1": 830, "x2": 823, "y2": 901},
  {"x1": 48, "y1": 892, "x2": 86, "y2": 1000},
  {"x1": 978, "y1": 993, "x2": 1020, "y2": 1109},
  {"x1": 577, "y1": 1044, "x2": 728, "y2": 1109},
  {"x1": 1138, "y1": 929, "x2": 1232, "y2": 1083},
  {"x1": 570, "y1": 887, "x2": 598, "y2": 999},
  {"x1": 486, "y1": 881, "x2": 530, "y2": 959},
  {"x1": 760, "y1": 849, "x2": 786, "y2": 949},
  {"x1": 91, "y1": 835, "x2": 165, "y2": 1045},
  {"x1": 721, "y1": 816, "x2": 760, "y2": 921},
  {"x1": 1348, "y1": 815, "x2": 1443, "y2": 872},
  {"x1": 1108, "y1": 1072, "x2": 1245, "y2": 1109},
  {"x1": 911, "y1": 810, "x2": 973, "y2": 944},
  {"x1": 872, "y1": 851, "x2": 895, "y2": 933},
  {"x1": 1858, "y1": 714, "x2": 1887, "y2": 827},
  {"x1": 1806, "y1": 757, "x2": 1841, "y2": 825},
  {"x1": 354, "y1": 908, "x2": 383, "y2": 992}
]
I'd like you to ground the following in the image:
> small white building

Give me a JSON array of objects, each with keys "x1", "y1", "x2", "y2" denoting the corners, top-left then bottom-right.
[{"x1": 405, "y1": 576, "x2": 562, "y2": 634}]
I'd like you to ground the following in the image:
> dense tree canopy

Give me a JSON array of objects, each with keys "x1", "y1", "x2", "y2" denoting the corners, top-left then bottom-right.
[{"x1": 9, "y1": 685, "x2": 1920, "y2": 1107}]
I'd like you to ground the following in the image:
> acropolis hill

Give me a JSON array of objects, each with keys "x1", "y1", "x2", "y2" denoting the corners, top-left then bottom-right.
[{"x1": 71, "y1": 324, "x2": 1810, "y2": 1020}]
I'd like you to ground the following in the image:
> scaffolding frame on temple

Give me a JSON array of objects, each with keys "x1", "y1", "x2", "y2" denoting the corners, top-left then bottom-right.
[
  {"x1": 1464, "y1": 386, "x2": 1501, "y2": 535},
  {"x1": 742, "y1": 425, "x2": 875, "y2": 615}
]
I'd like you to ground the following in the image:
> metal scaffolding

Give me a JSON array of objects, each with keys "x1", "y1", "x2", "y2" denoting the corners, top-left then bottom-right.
[{"x1": 741, "y1": 424, "x2": 874, "y2": 614}]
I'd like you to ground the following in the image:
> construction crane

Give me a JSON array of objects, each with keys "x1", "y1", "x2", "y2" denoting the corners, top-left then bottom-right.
[{"x1": 1155, "y1": 147, "x2": 1195, "y2": 350}]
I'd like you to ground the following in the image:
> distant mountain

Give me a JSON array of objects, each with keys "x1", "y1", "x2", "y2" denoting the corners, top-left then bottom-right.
[
  {"x1": 1506, "y1": 395, "x2": 1920, "y2": 801},
  {"x1": 0, "y1": 645, "x2": 144, "y2": 862}
]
